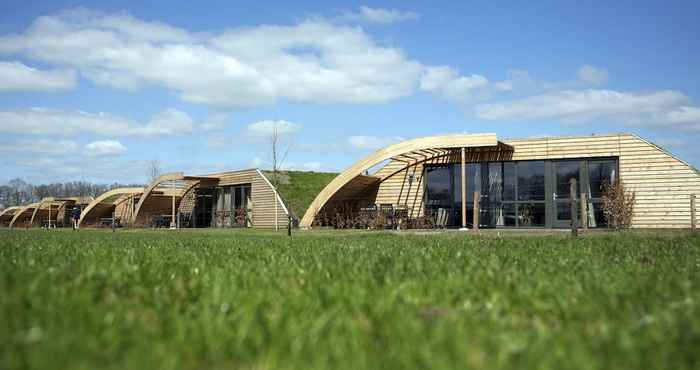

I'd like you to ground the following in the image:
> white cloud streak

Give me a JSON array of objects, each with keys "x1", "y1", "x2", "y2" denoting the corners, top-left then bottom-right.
[
  {"x1": 342, "y1": 6, "x2": 419, "y2": 24},
  {"x1": 0, "y1": 61, "x2": 76, "y2": 91},
  {"x1": 475, "y1": 89, "x2": 700, "y2": 131},
  {"x1": 246, "y1": 120, "x2": 302, "y2": 138},
  {"x1": 0, "y1": 107, "x2": 194, "y2": 137},
  {"x1": 83, "y1": 140, "x2": 127, "y2": 156},
  {"x1": 0, "y1": 139, "x2": 78, "y2": 154}
]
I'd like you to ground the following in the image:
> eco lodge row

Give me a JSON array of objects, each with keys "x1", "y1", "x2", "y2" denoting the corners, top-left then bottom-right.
[{"x1": 1, "y1": 133, "x2": 699, "y2": 230}]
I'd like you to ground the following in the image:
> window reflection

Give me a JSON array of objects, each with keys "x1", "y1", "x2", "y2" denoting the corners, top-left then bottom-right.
[{"x1": 517, "y1": 161, "x2": 545, "y2": 201}]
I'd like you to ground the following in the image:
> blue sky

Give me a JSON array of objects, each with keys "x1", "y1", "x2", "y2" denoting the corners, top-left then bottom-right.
[{"x1": 1, "y1": 0, "x2": 699, "y2": 184}]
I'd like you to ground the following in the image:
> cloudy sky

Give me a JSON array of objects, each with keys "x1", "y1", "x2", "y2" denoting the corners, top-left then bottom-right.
[{"x1": 1, "y1": 0, "x2": 699, "y2": 184}]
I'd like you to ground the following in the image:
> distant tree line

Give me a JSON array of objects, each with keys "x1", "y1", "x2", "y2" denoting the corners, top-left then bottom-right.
[{"x1": 0, "y1": 178, "x2": 143, "y2": 209}]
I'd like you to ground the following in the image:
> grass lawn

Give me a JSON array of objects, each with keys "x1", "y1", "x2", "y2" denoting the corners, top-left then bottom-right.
[{"x1": 1, "y1": 229, "x2": 699, "y2": 370}]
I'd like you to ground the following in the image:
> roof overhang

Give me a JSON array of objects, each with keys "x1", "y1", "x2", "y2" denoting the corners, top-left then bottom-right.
[{"x1": 300, "y1": 133, "x2": 510, "y2": 227}]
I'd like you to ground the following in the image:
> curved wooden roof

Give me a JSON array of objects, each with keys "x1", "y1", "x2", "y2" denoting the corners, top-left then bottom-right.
[
  {"x1": 299, "y1": 133, "x2": 504, "y2": 227},
  {"x1": 9, "y1": 202, "x2": 40, "y2": 228},
  {"x1": 79, "y1": 187, "x2": 144, "y2": 226},
  {"x1": 0, "y1": 206, "x2": 20, "y2": 217}
]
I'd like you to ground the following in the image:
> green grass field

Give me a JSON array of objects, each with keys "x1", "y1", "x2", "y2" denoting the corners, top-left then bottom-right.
[{"x1": 1, "y1": 229, "x2": 699, "y2": 370}]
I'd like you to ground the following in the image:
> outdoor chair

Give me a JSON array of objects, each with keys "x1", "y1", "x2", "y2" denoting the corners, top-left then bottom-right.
[
  {"x1": 435, "y1": 208, "x2": 449, "y2": 229},
  {"x1": 378, "y1": 203, "x2": 395, "y2": 229}
]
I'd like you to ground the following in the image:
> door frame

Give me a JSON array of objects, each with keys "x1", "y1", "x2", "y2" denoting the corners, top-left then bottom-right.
[{"x1": 548, "y1": 160, "x2": 587, "y2": 228}]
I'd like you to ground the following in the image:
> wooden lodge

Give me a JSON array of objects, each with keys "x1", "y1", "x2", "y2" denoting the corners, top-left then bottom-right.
[{"x1": 301, "y1": 133, "x2": 700, "y2": 229}]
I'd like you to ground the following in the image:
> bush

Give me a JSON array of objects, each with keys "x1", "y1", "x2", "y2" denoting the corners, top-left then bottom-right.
[{"x1": 601, "y1": 180, "x2": 636, "y2": 230}]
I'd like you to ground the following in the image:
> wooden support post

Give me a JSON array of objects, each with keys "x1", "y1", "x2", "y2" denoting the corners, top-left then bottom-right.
[
  {"x1": 691, "y1": 194, "x2": 696, "y2": 231},
  {"x1": 580, "y1": 192, "x2": 588, "y2": 230},
  {"x1": 171, "y1": 195, "x2": 176, "y2": 229},
  {"x1": 473, "y1": 191, "x2": 480, "y2": 233},
  {"x1": 112, "y1": 209, "x2": 115, "y2": 232},
  {"x1": 460, "y1": 147, "x2": 467, "y2": 230},
  {"x1": 570, "y1": 178, "x2": 578, "y2": 237},
  {"x1": 287, "y1": 215, "x2": 292, "y2": 237}
]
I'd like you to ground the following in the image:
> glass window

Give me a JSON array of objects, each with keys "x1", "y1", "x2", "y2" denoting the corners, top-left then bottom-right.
[
  {"x1": 466, "y1": 163, "x2": 481, "y2": 202},
  {"x1": 517, "y1": 161, "x2": 545, "y2": 201},
  {"x1": 425, "y1": 166, "x2": 452, "y2": 208},
  {"x1": 518, "y1": 203, "x2": 545, "y2": 227},
  {"x1": 503, "y1": 203, "x2": 516, "y2": 227},
  {"x1": 588, "y1": 202, "x2": 608, "y2": 228},
  {"x1": 487, "y1": 162, "x2": 503, "y2": 202},
  {"x1": 588, "y1": 160, "x2": 616, "y2": 199},
  {"x1": 556, "y1": 162, "x2": 580, "y2": 199},
  {"x1": 503, "y1": 162, "x2": 516, "y2": 201}
]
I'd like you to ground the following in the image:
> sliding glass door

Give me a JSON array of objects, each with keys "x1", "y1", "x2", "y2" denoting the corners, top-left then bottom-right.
[{"x1": 424, "y1": 157, "x2": 617, "y2": 229}]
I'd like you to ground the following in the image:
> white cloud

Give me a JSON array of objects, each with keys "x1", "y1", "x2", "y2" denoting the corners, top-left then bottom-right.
[
  {"x1": 0, "y1": 107, "x2": 194, "y2": 137},
  {"x1": 141, "y1": 108, "x2": 194, "y2": 136},
  {"x1": 475, "y1": 89, "x2": 700, "y2": 131},
  {"x1": 200, "y1": 112, "x2": 229, "y2": 131},
  {"x1": 348, "y1": 135, "x2": 405, "y2": 150},
  {"x1": 83, "y1": 140, "x2": 127, "y2": 157},
  {"x1": 0, "y1": 139, "x2": 78, "y2": 154},
  {"x1": 342, "y1": 6, "x2": 419, "y2": 24},
  {"x1": 0, "y1": 61, "x2": 76, "y2": 91},
  {"x1": 577, "y1": 65, "x2": 608, "y2": 85},
  {"x1": 0, "y1": 9, "x2": 424, "y2": 107},
  {"x1": 246, "y1": 120, "x2": 302, "y2": 138},
  {"x1": 420, "y1": 66, "x2": 490, "y2": 101}
]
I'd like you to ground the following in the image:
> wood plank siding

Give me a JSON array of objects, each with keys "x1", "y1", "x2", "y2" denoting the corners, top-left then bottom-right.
[
  {"x1": 371, "y1": 134, "x2": 700, "y2": 228},
  {"x1": 207, "y1": 169, "x2": 289, "y2": 229}
]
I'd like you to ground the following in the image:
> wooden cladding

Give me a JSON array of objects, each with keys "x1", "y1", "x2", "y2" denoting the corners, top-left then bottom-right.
[{"x1": 373, "y1": 134, "x2": 700, "y2": 228}]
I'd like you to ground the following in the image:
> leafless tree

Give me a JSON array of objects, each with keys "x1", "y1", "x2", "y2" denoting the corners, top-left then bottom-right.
[
  {"x1": 269, "y1": 123, "x2": 293, "y2": 187},
  {"x1": 8, "y1": 178, "x2": 31, "y2": 206},
  {"x1": 146, "y1": 159, "x2": 163, "y2": 184}
]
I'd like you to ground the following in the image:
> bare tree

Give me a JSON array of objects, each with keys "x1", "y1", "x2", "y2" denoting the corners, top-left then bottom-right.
[
  {"x1": 269, "y1": 123, "x2": 293, "y2": 187},
  {"x1": 8, "y1": 178, "x2": 31, "y2": 206},
  {"x1": 146, "y1": 159, "x2": 162, "y2": 184}
]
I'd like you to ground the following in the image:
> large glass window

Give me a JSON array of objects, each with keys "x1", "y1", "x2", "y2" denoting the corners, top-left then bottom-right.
[
  {"x1": 517, "y1": 161, "x2": 545, "y2": 201},
  {"x1": 424, "y1": 157, "x2": 617, "y2": 229},
  {"x1": 425, "y1": 166, "x2": 452, "y2": 209},
  {"x1": 586, "y1": 159, "x2": 617, "y2": 228},
  {"x1": 503, "y1": 162, "x2": 516, "y2": 201},
  {"x1": 213, "y1": 183, "x2": 252, "y2": 227},
  {"x1": 588, "y1": 160, "x2": 616, "y2": 198}
]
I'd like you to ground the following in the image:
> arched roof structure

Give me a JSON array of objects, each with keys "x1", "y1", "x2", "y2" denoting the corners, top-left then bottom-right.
[
  {"x1": 79, "y1": 187, "x2": 144, "y2": 226},
  {"x1": 129, "y1": 173, "x2": 218, "y2": 226},
  {"x1": 0, "y1": 206, "x2": 20, "y2": 226},
  {"x1": 300, "y1": 133, "x2": 513, "y2": 227},
  {"x1": 9, "y1": 202, "x2": 40, "y2": 228}
]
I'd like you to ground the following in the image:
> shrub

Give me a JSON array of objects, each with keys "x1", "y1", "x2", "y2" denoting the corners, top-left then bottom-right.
[{"x1": 601, "y1": 180, "x2": 636, "y2": 230}]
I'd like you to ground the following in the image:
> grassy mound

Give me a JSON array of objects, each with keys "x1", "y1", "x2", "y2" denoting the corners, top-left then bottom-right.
[{"x1": 265, "y1": 170, "x2": 337, "y2": 219}]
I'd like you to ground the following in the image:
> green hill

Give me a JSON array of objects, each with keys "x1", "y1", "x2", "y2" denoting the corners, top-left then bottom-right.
[{"x1": 265, "y1": 171, "x2": 338, "y2": 219}]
